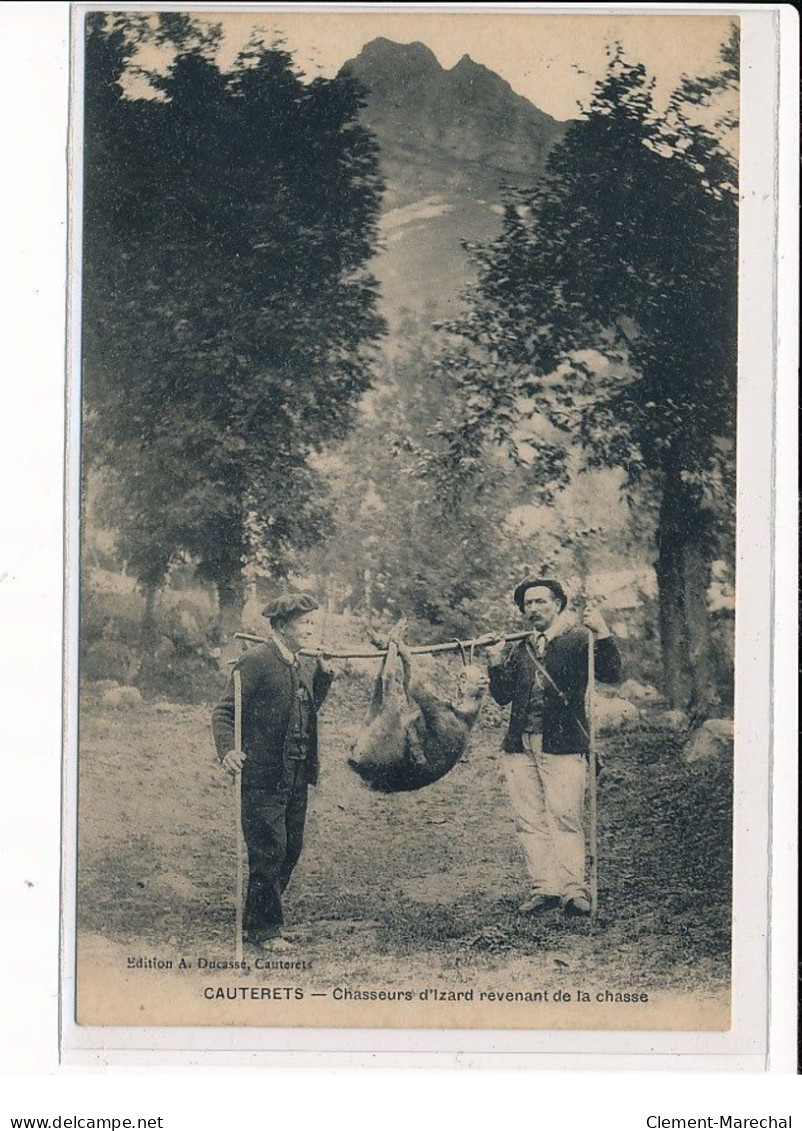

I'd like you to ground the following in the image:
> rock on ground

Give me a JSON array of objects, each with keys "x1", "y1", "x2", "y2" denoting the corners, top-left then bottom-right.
[
  {"x1": 654, "y1": 709, "x2": 690, "y2": 732},
  {"x1": 594, "y1": 696, "x2": 640, "y2": 733},
  {"x1": 102, "y1": 685, "x2": 144, "y2": 709},
  {"x1": 91, "y1": 679, "x2": 122, "y2": 696},
  {"x1": 618, "y1": 679, "x2": 664, "y2": 707},
  {"x1": 683, "y1": 719, "x2": 734, "y2": 765}
]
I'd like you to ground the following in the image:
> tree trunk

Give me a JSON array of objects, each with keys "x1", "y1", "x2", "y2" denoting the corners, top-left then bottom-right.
[
  {"x1": 197, "y1": 541, "x2": 246, "y2": 643},
  {"x1": 216, "y1": 573, "x2": 245, "y2": 641},
  {"x1": 681, "y1": 539, "x2": 721, "y2": 719},
  {"x1": 655, "y1": 475, "x2": 721, "y2": 721},
  {"x1": 140, "y1": 582, "x2": 159, "y2": 651}
]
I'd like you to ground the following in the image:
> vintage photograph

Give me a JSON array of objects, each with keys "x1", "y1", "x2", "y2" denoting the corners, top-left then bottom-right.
[{"x1": 71, "y1": 7, "x2": 740, "y2": 1032}]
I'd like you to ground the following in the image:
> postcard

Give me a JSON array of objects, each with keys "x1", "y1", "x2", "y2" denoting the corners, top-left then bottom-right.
[{"x1": 61, "y1": 4, "x2": 782, "y2": 1062}]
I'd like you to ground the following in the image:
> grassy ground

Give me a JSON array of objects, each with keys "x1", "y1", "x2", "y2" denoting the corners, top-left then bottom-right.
[{"x1": 75, "y1": 665, "x2": 731, "y2": 1026}]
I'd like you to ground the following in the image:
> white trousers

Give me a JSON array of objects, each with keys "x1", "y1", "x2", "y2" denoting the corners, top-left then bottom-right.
[{"x1": 502, "y1": 734, "x2": 588, "y2": 902}]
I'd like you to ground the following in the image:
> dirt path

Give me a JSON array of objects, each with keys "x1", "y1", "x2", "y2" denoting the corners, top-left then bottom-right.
[{"x1": 75, "y1": 676, "x2": 731, "y2": 1029}]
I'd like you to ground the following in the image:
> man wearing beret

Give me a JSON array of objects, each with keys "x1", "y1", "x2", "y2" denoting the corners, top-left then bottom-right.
[
  {"x1": 485, "y1": 579, "x2": 621, "y2": 917},
  {"x1": 212, "y1": 593, "x2": 334, "y2": 950}
]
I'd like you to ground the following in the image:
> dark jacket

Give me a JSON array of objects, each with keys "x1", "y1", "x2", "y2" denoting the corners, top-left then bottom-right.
[
  {"x1": 489, "y1": 623, "x2": 621, "y2": 754},
  {"x1": 211, "y1": 642, "x2": 333, "y2": 789}
]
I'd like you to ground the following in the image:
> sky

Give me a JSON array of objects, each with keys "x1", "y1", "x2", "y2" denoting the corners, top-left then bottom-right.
[{"x1": 133, "y1": 7, "x2": 736, "y2": 121}]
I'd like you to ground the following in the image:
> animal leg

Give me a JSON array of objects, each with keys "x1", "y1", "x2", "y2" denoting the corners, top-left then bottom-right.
[
  {"x1": 381, "y1": 640, "x2": 399, "y2": 700},
  {"x1": 360, "y1": 651, "x2": 388, "y2": 726},
  {"x1": 364, "y1": 672, "x2": 383, "y2": 723},
  {"x1": 395, "y1": 642, "x2": 424, "y2": 761},
  {"x1": 387, "y1": 615, "x2": 409, "y2": 645},
  {"x1": 397, "y1": 642, "x2": 413, "y2": 696}
]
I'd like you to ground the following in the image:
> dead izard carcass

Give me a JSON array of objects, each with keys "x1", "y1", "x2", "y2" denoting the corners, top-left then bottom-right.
[{"x1": 348, "y1": 634, "x2": 487, "y2": 792}]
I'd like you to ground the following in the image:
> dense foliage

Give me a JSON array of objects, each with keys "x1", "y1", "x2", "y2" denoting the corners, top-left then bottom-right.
[
  {"x1": 305, "y1": 337, "x2": 529, "y2": 639},
  {"x1": 82, "y1": 13, "x2": 385, "y2": 628},
  {"x1": 432, "y1": 35, "x2": 739, "y2": 715}
]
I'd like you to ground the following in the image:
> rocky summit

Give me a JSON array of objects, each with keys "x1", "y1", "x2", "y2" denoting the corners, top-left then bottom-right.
[
  {"x1": 341, "y1": 37, "x2": 563, "y2": 175},
  {"x1": 339, "y1": 38, "x2": 568, "y2": 327}
]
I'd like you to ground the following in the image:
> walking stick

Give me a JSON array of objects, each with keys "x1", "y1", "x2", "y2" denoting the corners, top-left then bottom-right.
[
  {"x1": 587, "y1": 630, "x2": 598, "y2": 921},
  {"x1": 233, "y1": 668, "x2": 244, "y2": 964}
]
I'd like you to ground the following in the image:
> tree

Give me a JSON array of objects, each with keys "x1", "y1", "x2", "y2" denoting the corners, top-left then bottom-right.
[
  {"x1": 434, "y1": 33, "x2": 738, "y2": 718},
  {"x1": 82, "y1": 13, "x2": 385, "y2": 633},
  {"x1": 304, "y1": 332, "x2": 564, "y2": 641}
]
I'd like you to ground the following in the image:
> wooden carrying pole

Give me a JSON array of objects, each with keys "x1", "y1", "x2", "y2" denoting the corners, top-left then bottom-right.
[
  {"x1": 233, "y1": 629, "x2": 533, "y2": 659},
  {"x1": 233, "y1": 669, "x2": 244, "y2": 963},
  {"x1": 586, "y1": 630, "x2": 598, "y2": 921}
]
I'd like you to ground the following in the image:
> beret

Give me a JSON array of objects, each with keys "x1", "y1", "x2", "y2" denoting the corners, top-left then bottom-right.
[
  {"x1": 261, "y1": 592, "x2": 319, "y2": 624},
  {"x1": 513, "y1": 578, "x2": 568, "y2": 613}
]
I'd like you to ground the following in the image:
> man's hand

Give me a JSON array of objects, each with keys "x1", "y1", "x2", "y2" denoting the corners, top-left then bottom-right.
[
  {"x1": 583, "y1": 608, "x2": 610, "y2": 639},
  {"x1": 221, "y1": 749, "x2": 245, "y2": 777},
  {"x1": 477, "y1": 633, "x2": 505, "y2": 666},
  {"x1": 316, "y1": 653, "x2": 336, "y2": 678}
]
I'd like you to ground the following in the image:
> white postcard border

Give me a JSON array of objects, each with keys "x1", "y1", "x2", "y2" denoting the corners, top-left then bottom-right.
[{"x1": 59, "y1": 1, "x2": 788, "y2": 1068}]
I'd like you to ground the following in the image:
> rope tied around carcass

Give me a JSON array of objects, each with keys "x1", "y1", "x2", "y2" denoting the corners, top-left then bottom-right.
[{"x1": 453, "y1": 638, "x2": 478, "y2": 666}]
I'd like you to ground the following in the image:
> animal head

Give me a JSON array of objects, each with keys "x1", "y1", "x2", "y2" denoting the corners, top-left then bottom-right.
[
  {"x1": 451, "y1": 640, "x2": 488, "y2": 702},
  {"x1": 458, "y1": 662, "x2": 488, "y2": 696}
]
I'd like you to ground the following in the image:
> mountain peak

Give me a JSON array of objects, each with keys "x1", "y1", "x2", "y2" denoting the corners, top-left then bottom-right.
[
  {"x1": 338, "y1": 36, "x2": 564, "y2": 180},
  {"x1": 345, "y1": 37, "x2": 442, "y2": 75},
  {"x1": 449, "y1": 52, "x2": 512, "y2": 97},
  {"x1": 452, "y1": 53, "x2": 481, "y2": 70},
  {"x1": 334, "y1": 38, "x2": 568, "y2": 328}
]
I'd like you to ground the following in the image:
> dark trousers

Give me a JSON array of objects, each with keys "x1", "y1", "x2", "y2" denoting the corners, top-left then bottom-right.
[{"x1": 241, "y1": 762, "x2": 308, "y2": 941}]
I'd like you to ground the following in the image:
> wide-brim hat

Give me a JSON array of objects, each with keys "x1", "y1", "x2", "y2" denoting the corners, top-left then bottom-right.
[
  {"x1": 261, "y1": 592, "x2": 319, "y2": 625},
  {"x1": 513, "y1": 578, "x2": 568, "y2": 613}
]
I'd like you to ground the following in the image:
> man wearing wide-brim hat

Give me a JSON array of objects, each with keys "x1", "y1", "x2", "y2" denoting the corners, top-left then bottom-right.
[
  {"x1": 484, "y1": 578, "x2": 621, "y2": 917},
  {"x1": 212, "y1": 593, "x2": 334, "y2": 950}
]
